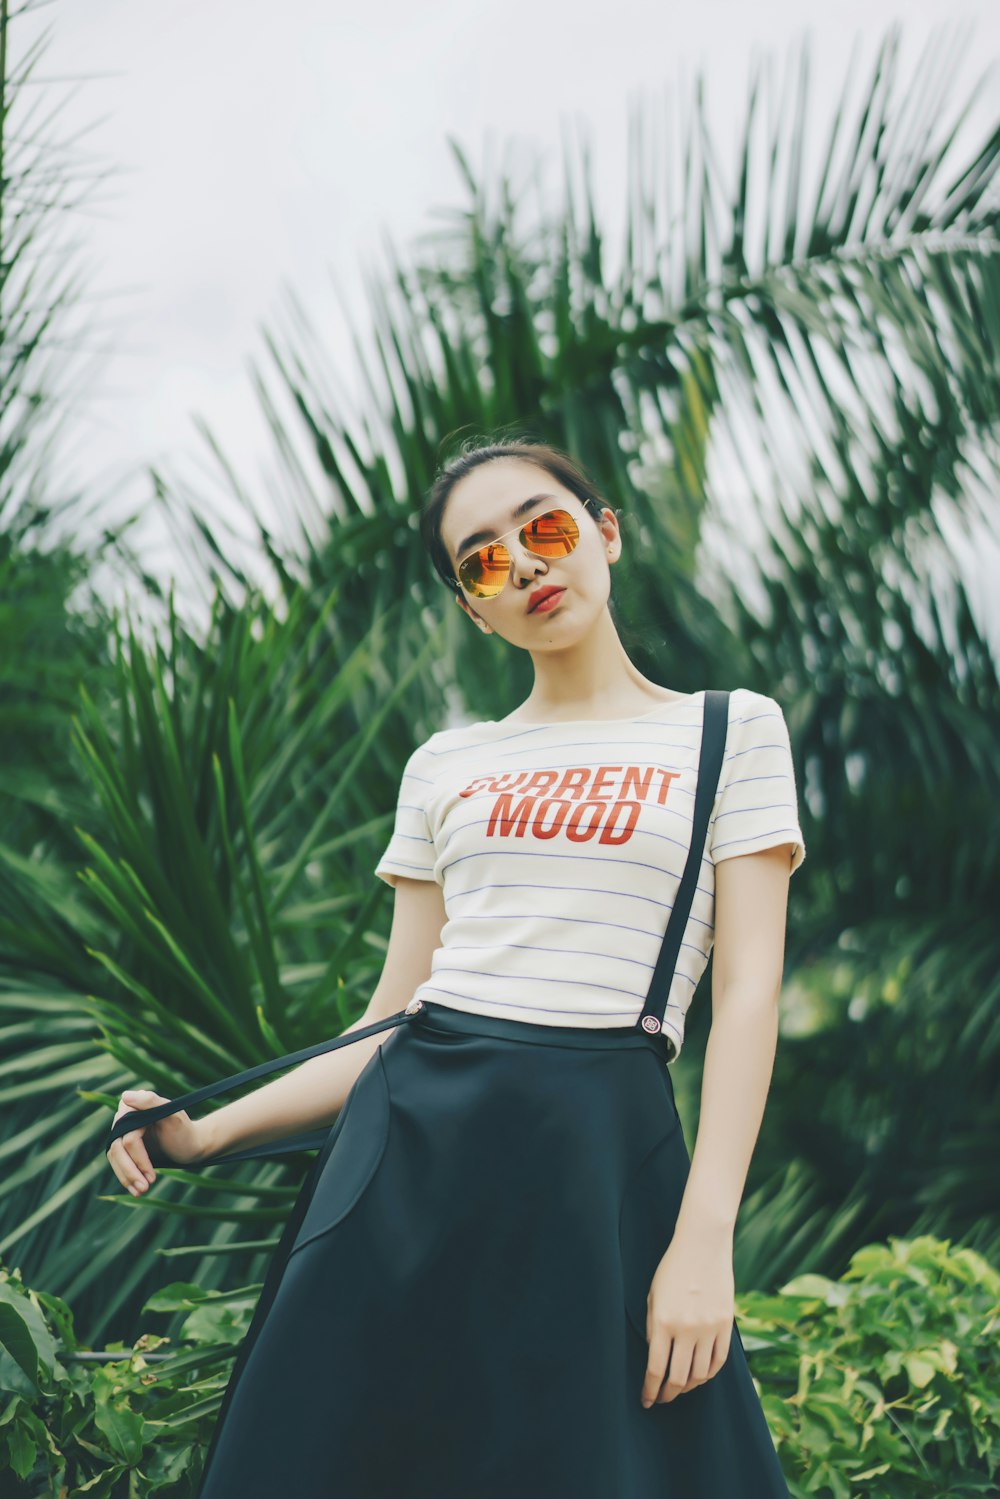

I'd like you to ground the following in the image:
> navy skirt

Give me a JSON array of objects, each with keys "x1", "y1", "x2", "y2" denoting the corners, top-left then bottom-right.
[{"x1": 195, "y1": 999, "x2": 790, "y2": 1498}]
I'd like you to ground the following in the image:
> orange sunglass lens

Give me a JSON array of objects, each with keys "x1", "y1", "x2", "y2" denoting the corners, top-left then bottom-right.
[
  {"x1": 459, "y1": 510, "x2": 580, "y2": 597},
  {"x1": 525, "y1": 510, "x2": 579, "y2": 554}
]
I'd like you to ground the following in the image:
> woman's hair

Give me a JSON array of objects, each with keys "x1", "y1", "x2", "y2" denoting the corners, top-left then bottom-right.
[{"x1": 419, "y1": 435, "x2": 614, "y2": 598}]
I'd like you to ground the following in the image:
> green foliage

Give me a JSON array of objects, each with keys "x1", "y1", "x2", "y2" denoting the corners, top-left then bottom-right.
[
  {"x1": 1, "y1": 584, "x2": 450, "y2": 1345},
  {"x1": 3, "y1": 1237, "x2": 997, "y2": 1495},
  {"x1": 740, "y1": 1235, "x2": 1000, "y2": 1497},
  {"x1": 0, "y1": 1257, "x2": 248, "y2": 1497}
]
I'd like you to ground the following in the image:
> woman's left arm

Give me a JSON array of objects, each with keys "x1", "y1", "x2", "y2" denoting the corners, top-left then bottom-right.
[{"x1": 640, "y1": 842, "x2": 795, "y2": 1410}]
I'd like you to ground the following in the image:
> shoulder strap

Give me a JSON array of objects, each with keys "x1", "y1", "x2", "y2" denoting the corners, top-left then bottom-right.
[
  {"x1": 101, "y1": 1002, "x2": 426, "y2": 1169},
  {"x1": 635, "y1": 688, "x2": 730, "y2": 1046}
]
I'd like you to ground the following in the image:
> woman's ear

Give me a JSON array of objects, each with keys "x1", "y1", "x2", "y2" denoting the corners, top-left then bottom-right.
[
  {"x1": 599, "y1": 509, "x2": 622, "y2": 560},
  {"x1": 454, "y1": 592, "x2": 492, "y2": 634}
]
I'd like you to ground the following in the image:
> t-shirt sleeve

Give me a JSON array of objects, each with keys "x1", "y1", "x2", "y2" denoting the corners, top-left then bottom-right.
[
  {"x1": 709, "y1": 692, "x2": 806, "y2": 874},
  {"x1": 374, "y1": 741, "x2": 440, "y2": 888}
]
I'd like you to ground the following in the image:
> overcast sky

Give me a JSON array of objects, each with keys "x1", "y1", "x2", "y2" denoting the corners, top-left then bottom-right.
[{"x1": 11, "y1": 0, "x2": 1000, "y2": 634}]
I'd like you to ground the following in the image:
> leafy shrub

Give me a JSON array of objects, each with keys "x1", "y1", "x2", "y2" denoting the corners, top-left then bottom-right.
[
  {"x1": 740, "y1": 1235, "x2": 1000, "y2": 1497},
  {"x1": 0, "y1": 1262, "x2": 248, "y2": 1497}
]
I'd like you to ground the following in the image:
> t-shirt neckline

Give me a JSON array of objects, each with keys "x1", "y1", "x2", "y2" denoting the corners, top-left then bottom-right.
[{"x1": 478, "y1": 689, "x2": 707, "y2": 730}]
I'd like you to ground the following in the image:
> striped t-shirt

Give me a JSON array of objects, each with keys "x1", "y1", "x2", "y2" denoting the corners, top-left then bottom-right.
[{"x1": 374, "y1": 688, "x2": 805, "y2": 1061}]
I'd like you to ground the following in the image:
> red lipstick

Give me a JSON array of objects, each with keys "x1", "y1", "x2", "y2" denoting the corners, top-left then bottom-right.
[{"x1": 528, "y1": 586, "x2": 565, "y2": 614}]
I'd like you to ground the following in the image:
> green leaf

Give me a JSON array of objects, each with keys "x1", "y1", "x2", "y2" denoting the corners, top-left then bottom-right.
[{"x1": 91, "y1": 1376, "x2": 144, "y2": 1465}]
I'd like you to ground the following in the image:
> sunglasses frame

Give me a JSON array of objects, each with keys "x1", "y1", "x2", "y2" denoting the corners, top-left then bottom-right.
[{"x1": 452, "y1": 497, "x2": 604, "y2": 600}]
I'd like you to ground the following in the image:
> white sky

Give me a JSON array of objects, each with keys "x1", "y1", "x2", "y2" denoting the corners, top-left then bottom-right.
[{"x1": 9, "y1": 0, "x2": 1000, "y2": 637}]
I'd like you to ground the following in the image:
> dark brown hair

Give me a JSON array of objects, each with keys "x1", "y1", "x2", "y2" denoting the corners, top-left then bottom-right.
[{"x1": 419, "y1": 435, "x2": 615, "y2": 597}]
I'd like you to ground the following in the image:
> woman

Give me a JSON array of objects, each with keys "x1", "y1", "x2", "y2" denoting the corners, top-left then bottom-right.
[{"x1": 106, "y1": 437, "x2": 805, "y2": 1497}]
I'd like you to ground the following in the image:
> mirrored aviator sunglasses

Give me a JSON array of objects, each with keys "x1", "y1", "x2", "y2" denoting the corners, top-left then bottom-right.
[{"x1": 457, "y1": 508, "x2": 582, "y2": 600}]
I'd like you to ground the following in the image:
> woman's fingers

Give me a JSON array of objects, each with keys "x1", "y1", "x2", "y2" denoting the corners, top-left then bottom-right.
[
  {"x1": 642, "y1": 1328, "x2": 728, "y2": 1406},
  {"x1": 656, "y1": 1333, "x2": 695, "y2": 1403},
  {"x1": 108, "y1": 1090, "x2": 165, "y2": 1194},
  {"x1": 110, "y1": 1142, "x2": 150, "y2": 1195}
]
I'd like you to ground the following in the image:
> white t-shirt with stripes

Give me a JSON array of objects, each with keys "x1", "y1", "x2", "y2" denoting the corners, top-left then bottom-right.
[{"x1": 374, "y1": 688, "x2": 805, "y2": 1061}]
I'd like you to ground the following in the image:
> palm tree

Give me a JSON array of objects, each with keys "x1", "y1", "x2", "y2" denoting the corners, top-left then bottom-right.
[
  {"x1": 201, "y1": 22, "x2": 1000, "y2": 1288},
  {"x1": 3, "y1": 19, "x2": 998, "y2": 1366}
]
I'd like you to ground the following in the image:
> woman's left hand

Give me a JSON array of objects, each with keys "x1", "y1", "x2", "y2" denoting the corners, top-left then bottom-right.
[{"x1": 640, "y1": 1226, "x2": 735, "y2": 1406}]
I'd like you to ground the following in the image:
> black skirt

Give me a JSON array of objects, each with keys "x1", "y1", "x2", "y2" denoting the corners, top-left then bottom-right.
[{"x1": 194, "y1": 999, "x2": 790, "y2": 1498}]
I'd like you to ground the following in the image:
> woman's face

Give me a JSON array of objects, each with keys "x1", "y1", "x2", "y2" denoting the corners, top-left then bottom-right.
[{"x1": 441, "y1": 458, "x2": 621, "y2": 647}]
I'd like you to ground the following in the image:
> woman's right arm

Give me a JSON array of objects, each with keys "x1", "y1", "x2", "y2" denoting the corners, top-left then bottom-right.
[{"x1": 106, "y1": 876, "x2": 446, "y2": 1195}]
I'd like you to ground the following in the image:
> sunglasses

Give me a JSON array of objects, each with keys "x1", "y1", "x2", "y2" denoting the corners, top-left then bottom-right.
[{"x1": 455, "y1": 507, "x2": 588, "y2": 600}]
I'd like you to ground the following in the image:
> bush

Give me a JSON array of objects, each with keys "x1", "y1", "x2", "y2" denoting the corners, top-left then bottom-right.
[
  {"x1": 0, "y1": 1262, "x2": 248, "y2": 1497},
  {"x1": 740, "y1": 1235, "x2": 1000, "y2": 1497}
]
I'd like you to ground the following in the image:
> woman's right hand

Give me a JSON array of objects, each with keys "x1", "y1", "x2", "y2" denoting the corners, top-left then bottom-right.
[{"x1": 106, "y1": 1089, "x2": 208, "y2": 1195}]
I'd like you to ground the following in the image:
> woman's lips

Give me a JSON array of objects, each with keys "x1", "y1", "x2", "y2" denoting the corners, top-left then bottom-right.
[{"x1": 530, "y1": 588, "x2": 565, "y2": 614}]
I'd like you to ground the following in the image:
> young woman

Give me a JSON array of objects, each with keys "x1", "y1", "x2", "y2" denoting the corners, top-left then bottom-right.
[{"x1": 106, "y1": 437, "x2": 805, "y2": 1497}]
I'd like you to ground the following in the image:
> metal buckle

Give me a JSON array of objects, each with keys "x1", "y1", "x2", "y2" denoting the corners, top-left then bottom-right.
[{"x1": 404, "y1": 998, "x2": 425, "y2": 1015}]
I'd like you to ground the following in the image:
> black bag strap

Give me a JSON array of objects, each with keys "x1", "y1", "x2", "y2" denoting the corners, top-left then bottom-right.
[
  {"x1": 634, "y1": 688, "x2": 730, "y2": 1045},
  {"x1": 101, "y1": 1001, "x2": 427, "y2": 1168}
]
